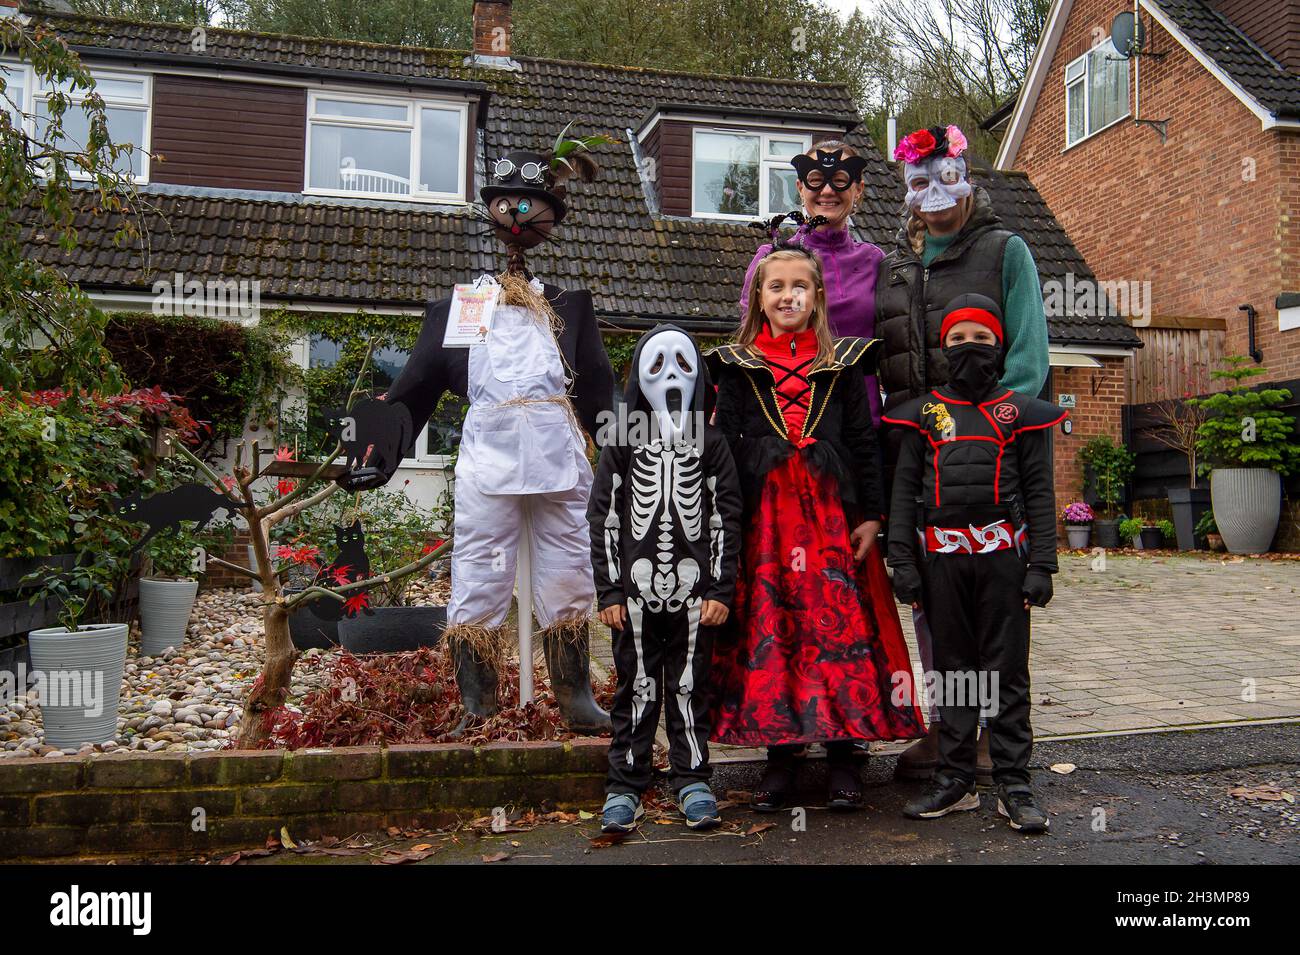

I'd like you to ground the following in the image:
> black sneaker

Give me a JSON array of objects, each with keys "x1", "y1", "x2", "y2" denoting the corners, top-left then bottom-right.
[
  {"x1": 997, "y1": 784, "x2": 1049, "y2": 833},
  {"x1": 902, "y1": 776, "x2": 980, "y2": 819}
]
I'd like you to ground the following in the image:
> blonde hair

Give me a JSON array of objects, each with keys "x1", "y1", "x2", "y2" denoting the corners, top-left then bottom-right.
[
  {"x1": 904, "y1": 189, "x2": 975, "y2": 255},
  {"x1": 738, "y1": 249, "x2": 836, "y2": 371}
]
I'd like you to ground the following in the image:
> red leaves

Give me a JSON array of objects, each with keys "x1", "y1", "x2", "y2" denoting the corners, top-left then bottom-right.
[
  {"x1": 276, "y1": 478, "x2": 297, "y2": 496},
  {"x1": 276, "y1": 544, "x2": 322, "y2": 567},
  {"x1": 328, "y1": 563, "x2": 353, "y2": 585},
  {"x1": 274, "y1": 445, "x2": 296, "y2": 462},
  {"x1": 255, "y1": 648, "x2": 604, "y2": 750},
  {"x1": 342, "y1": 592, "x2": 371, "y2": 616}
]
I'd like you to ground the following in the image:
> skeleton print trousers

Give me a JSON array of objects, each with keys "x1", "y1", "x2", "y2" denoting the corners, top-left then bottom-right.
[{"x1": 606, "y1": 603, "x2": 715, "y2": 796}]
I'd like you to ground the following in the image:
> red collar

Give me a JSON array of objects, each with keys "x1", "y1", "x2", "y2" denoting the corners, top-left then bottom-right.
[{"x1": 755, "y1": 324, "x2": 818, "y2": 360}]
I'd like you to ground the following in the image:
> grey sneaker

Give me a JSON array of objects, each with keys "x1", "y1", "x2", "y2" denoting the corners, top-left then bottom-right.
[
  {"x1": 902, "y1": 775, "x2": 980, "y2": 819},
  {"x1": 678, "y1": 782, "x2": 721, "y2": 831},
  {"x1": 601, "y1": 792, "x2": 644, "y2": 833}
]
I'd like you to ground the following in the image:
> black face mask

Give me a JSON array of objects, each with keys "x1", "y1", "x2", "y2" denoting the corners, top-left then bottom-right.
[{"x1": 943, "y1": 341, "x2": 1003, "y2": 400}]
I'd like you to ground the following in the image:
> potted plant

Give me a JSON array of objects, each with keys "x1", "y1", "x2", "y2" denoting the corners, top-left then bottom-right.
[
  {"x1": 1150, "y1": 396, "x2": 1211, "y2": 551},
  {"x1": 22, "y1": 513, "x2": 134, "y2": 749},
  {"x1": 1154, "y1": 519, "x2": 1176, "y2": 549},
  {"x1": 1118, "y1": 517, "x2": 1143, "y2": 549},
  {"x1": 1187, "y1": 357, "x2": 1299, "y2": 554},
  {"x1": 1195, "y1": 510, "x2": 1223, "y2": 551},
  {"x1": 138, "y1": 519, "x2": 232, "y2": 656},
  {"x1": 1061, "y1": 502, "x2": 1094, "y2": 549},
  {"x1": 1078, "y1": 436, "x2": 1136, "y2": 548}
]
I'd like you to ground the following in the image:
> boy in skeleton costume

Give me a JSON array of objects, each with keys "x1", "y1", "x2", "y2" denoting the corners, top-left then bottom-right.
[
  {"x1": 338, "y1": 134, "x2": 615, "y2": 734},
  {"x1": 883, "y1": 295, "x2": 1066, "y2": 833},
  {"x1": 588, "y1": 325, "x2": 742, "y2": 832}
]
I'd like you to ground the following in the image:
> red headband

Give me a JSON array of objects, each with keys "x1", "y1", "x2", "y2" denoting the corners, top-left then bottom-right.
[{"x1": 941, "y1": 307, "x2": 1003, "y2": 343}]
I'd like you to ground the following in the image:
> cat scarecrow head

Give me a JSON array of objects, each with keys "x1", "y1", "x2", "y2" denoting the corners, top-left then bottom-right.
[{"x1": 479, "y1": 125, "x2": 615, "y2": 270}]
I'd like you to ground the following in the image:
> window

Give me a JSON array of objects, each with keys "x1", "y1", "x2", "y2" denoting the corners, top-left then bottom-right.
[
  {"x1": 306, "y1": 91, "x2": 468, "y2": 202},
  {"x1": 32, "y1": 68, "x2": 151, "y2": 180},
  {"x1": 692, "y1": 128, "x2": 810, "y2": 219},
  {"x1": 1065, "y1": 40, "x2": 1129, "y2": 147},
  {"x1": 1, "y1": 61, "x2": 29, "y2": 129}
]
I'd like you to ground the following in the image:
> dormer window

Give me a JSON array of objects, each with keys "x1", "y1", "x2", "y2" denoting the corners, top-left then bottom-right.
[
  {"x1": 1064, "y1": 39, "x2": 1129, "y2": 147},
  {"x1": 305, "y1": 90, "x2": 469, "y2": 202},
  {"x1": 691, "y1": 128, "x2": 810, "y2": 219}
]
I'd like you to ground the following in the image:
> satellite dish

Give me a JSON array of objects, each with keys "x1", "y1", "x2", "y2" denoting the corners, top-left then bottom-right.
[{"x1": 1110, "y1": 11, "x2": 1145, "y2": 57}]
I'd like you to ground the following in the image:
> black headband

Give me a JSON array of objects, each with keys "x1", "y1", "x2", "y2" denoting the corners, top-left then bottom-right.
[
  {"x1": 791, "y1": 149, "x2": 867, "y2": 192},
  {"x1": 750, "y1": 210, "x2": 828, "y2": 262}
]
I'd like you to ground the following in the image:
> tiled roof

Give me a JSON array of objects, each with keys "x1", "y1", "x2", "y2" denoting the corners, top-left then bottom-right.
[
  {"x1": 1153, "y1": 0, "x2": 1300, "y2": 118},
  {"x1": 19, "y1": 11, "x2": 1141, "y2": 347}
]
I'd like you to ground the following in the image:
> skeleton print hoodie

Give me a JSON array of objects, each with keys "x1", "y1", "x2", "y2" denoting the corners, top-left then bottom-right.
[{"x1": 587, "y1": 325, "x2": 744, "y2": 614}]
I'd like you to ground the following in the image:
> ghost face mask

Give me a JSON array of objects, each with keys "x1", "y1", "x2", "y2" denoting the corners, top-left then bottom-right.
[
  {"x1": 904, "y1": 154, "x2": 971, "y2": 213},
  {"x1": 637, "y1": 329, "x2": 698, "y2": 442}
]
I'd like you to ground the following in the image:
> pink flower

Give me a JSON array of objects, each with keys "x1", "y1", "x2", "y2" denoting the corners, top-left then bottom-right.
[
  {"x1": 274, "y1": 446, "x2": 295, "y2": 461},
  {"x1": 946, "y1": 125, "x2": 967, "y2": 157}
]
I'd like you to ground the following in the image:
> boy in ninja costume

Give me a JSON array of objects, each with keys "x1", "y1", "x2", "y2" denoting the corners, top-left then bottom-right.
[
  {"x1": 587, "y1": 325, "x2": 743, "y2": 832},
  {"x1": 883, "y1": 294, "x2": 1066, "y2": 833},
  {"x1": 338, "y1": 136, "x2": 615, "y2": 734}
]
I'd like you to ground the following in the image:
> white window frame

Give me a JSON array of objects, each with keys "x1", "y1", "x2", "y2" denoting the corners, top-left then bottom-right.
[
  {"x1": 27, "y1": 65, "x2": 153, "y2": 183},
  {"x1": 1063, "y1": 39, "x2": 1130, "y2": 149},
  {"x1": 304, "y1": 88, "x2": 469, "y2": 204},
  {"x1": 0, "y1": 60, "x2": 33, "y2": 127},
  {"x1": 690, "y1": 126, "x2": 811, "y2": 221}
]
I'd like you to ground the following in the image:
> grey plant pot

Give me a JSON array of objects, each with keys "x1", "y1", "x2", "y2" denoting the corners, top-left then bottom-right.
[
  {"x1": 138, "y1": 578, "x2": 198, "y2": 656},
  {"x1": 1065, "y1": 525, "x2": 1091, "y2": 549},
  {"x1": 1093, "y1": 519, "x2": 1121, "y2": 549},
  {"x1": 1211, "y1": 468, "x2": 1282, "y2": 554},
  {"x1": 339, "y1": 605, "x2": 448, "y2": 654},
  {"x1": 1166, "y1": 486, "x2": 1211, "y2": 551},
  {"x1": 27, "y1": 623, "x2": 128, "y2": 749},
  {"x1": 247, "y1": 544, "x2": 263, "y2": 593}
]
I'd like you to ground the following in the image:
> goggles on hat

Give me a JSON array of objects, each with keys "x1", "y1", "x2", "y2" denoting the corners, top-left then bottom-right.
[{"x1": 493, "y1": 158, "x2": 546, "y2": 184}]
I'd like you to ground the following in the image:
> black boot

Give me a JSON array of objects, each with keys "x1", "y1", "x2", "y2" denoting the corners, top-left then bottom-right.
[
  {"x1": 543, "y1": 624, "x2": 611, "y2": 735},
  {"x1": 825, "y1": 741, "x2": 865, "y2": 811},
  {"x1": 450, "y1": 639, "x2": 499, "y2": 735},
  {"x1": 752, "y1": 745, "x2": 799, "y2": 812}
]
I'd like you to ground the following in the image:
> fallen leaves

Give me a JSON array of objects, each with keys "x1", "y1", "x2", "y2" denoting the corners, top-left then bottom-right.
[
  {"x1": 1228, "y1": 785, "x2": 1295, "y2": 804},
  {"x1": 1050, "y1": 763, "x2": 1077, "y2": 775}
]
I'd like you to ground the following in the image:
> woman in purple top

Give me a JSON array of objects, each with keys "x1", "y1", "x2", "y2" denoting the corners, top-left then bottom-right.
[{"x1": 740, "y1": 139, "x2": 885, "y2": 424}]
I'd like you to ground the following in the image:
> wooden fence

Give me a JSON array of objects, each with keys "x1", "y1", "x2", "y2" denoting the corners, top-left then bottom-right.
[{"x1": 1126, "y1": 317, "x2": 1230, "y2": 405}]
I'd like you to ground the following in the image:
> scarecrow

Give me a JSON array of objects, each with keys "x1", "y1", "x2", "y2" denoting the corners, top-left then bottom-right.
[{"x1": 338, "y1": 127, "x2": 616, "y2": 733}]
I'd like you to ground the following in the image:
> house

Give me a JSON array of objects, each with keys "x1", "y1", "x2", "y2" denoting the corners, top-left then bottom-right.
[
  {"x1": 11, "y1": 0, "x2": 1138, "y2": 530},
  {"x1": 995, "y1": 0, "x2": 1300, "y2": 541}
]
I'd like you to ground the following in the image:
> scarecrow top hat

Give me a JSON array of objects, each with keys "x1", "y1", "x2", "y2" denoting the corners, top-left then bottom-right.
[{"x1": 480, "y1": 149, "x2": 567, "y2": 224}]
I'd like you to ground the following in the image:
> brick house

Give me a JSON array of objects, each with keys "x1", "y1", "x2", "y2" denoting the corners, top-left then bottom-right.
[
  {"x1": 994, "y1": 0, "x2": 1300, "y2": 531},
  {"x1": 12, "y1": 1, "x2": 1137, "y2": 539}
]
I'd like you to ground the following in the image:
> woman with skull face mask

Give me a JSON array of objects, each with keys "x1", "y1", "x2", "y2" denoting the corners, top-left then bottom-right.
[
  {"x1": 740, "y1": 140, "x2": 888, "y2": 425},
  {"x1": 709, "y1": 247, "x2": 926, "y2": 813},
  {"x1": 875, "y1": 124, "x2": 1051, "y2": 783}
]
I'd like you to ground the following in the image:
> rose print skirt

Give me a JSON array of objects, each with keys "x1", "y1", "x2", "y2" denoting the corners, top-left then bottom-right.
[{"x1": 709, "y1": 452, "x2": 926, "y2": 747}]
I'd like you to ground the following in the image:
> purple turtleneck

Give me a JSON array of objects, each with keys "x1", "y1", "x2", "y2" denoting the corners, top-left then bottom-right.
[{"x1": 740, "y1": 224, "x2": 886, "y2": 424}]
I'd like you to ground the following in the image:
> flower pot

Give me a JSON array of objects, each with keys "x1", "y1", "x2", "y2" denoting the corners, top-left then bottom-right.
[
  {"x1": 247, "y1": 544, "x2": 263, "y2": 593},
  {"x1": 1093, "y1": 519, "x2": 1121, "y2": 549},
  {"x1": 137, "y1": 578, "x2": 198, "y2": 656},
  {"x1": 1166, "y1": 486, "x2": 1211, "y2": 552},
  {"x1": 1138, "y1": 527, "x2": 1163, "y2": 550},
  {"x1": 1065, "y1": 525, "x2": 1091, "y2": 549},
  {"x1": 288, "y1": 600, "x2": 342, "y2": 651},
  {"x1": 339, "y1": 605, "x2": 448, "y2": 654},
  {"x1": 1211, "y1": 468, "x2": 1282, "y2": 554},
  {"x1": 27, "y1": 623, "x2": 128, "y2": 749}
]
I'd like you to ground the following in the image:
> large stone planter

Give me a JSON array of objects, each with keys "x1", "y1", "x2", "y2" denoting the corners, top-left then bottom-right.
[
  {"x1": 287, "y1": 601, "x2": 341, "y2": 651},
  {"x1": 1166, "y1": 486, "x2": 1211, "y2": 551},
  {"x1": 27, "y1": 623, "x2": 128, "y2": 749},
  {"x1": 137, "y1": 578, "x2": 198, "y2": 656},
  {"x1": 339, "y1": 606, "x2": 448, "y2": 654},
  {"x1": 1211, "y1": 468, "x2": 1282, "y2": 554}
]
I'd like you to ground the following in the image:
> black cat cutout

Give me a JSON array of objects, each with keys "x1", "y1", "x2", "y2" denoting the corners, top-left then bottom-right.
[
  {"x1": 312, "y1": 520, "x2": 374, "y2": 620},
  {"x1": 326, "y1": 399, "x2": 412, "y2": 483},
  {"x1": 114, "y1": 485, "x2": 235, "y2": 552}
]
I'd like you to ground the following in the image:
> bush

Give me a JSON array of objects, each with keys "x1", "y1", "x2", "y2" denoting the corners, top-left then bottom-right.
[
  {"x1": 1079, "y1": 436, "x2": 1136, "y2": 519},
  {"x1": 1187, "y1": 357, "x2": 1299, "y2": 476}
]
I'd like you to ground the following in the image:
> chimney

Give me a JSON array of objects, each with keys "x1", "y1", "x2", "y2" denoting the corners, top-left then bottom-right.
[{"x1": 465, "y1": 0, "x2": 520, "y2": 71}]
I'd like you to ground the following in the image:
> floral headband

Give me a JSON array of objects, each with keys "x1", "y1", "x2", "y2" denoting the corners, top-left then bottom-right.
[{"x1": 893, "y1": 124, "x2": 968, "y2": 164}]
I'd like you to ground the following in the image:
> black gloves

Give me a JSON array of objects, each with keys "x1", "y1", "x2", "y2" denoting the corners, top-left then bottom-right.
[
  {"x1": 891, "y1": 563, "x2": 923, "y2": 607},
  {"x1": 1023, "y1": 568, "x2": 1054, "y2": 607}
]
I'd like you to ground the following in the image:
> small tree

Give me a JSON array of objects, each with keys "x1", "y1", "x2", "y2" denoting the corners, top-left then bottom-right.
[
  {"x1": 1149, "y1": 396, "x2": 1209, "y2": 488},
  {"x1": 1079, "y1": 435, "x2": 1135, "y2": 519},
  {"x1": 168, "y1": 349, "x2": 450, "y2": 747},
  {"x1": 1186, "y1": 357, "x2": 1299, "y2": 477}
]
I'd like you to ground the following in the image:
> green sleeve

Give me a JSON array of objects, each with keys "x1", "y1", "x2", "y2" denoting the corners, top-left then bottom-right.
[{"x1": 999, "y1": 235, "x2": 1051, "y2": 397}]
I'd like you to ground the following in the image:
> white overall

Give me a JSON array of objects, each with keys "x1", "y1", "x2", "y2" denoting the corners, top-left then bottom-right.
[{"x1": 448, "y1": 303, "x2": 596, "y2": 629}]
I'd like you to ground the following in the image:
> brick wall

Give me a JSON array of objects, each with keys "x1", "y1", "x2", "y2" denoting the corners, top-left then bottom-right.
[
  {"x1": 1012, "y1": 0, "x2": 1300, "y2": 382},
  {"x1": 1053, "y1": 356, "x2": 1128, "y2": 512},
  {"x1": 0, "y1": 740, "x2": 607, "y2": 860}
]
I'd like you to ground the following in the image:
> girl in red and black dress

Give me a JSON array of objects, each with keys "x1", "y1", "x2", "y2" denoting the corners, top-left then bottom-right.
[{"x1": 708, "y1": 242, "x2": 925, "y2": 812}]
